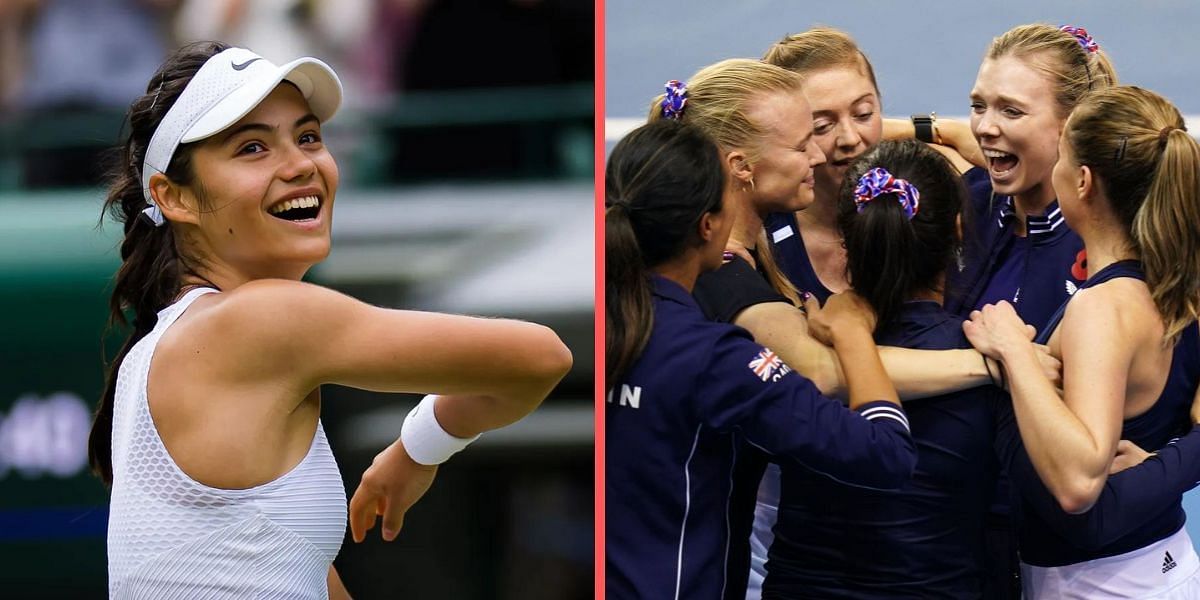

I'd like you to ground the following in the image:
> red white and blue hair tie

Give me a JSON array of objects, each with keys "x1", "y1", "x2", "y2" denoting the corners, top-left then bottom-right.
[
  {"x1": 1060, "y1": 25, "x2": 1099, "y2": 53},
  {"x1": 854, "y1": 167, "x2": 920, "y2": 220},
  {"x1": 661, "y1": 80, "x2": 688, "y2": 120}
]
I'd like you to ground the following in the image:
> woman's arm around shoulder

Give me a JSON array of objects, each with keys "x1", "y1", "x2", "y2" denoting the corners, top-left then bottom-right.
[
  {"x1": 733, "y1": 301, "x2": 1031, "y2": 400},
  {"x1": 882, "y1": 117, "x2": 985, "y2": 171},
  {"x1": 704, "y1": 293, "x2": 916, "y2": 490}
]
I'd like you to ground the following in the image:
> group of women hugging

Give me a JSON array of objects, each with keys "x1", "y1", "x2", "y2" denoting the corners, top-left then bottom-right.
[{"x1": 605, "y1": 23, "x2": 1200, "y2": 600}]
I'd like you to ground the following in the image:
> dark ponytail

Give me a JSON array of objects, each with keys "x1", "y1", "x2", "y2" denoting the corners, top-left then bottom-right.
[
  {"x1": 605, "y1": 120, "x2": 724, "y2": 386},
  {"x1": 90, "y1": 41, "x2": 231, "y2": 485},
  {"x1": 837, "y1": 140, "x2": 966, "y2": 328}
]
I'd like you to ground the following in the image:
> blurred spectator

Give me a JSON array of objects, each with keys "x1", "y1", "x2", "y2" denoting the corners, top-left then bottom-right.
[
  {"x1": 10, "y1": 0, "x2": 176, "y2": 187},
  {"x1": 0, "y1": 0, "x2": 36, "y2": 112},
  {"x1": 18, "y1": 0, "x2": 174, "y2": 110},
  {"x1": 350, "y1": 0, "x2": 429, "y2": 101},
  {"x1": 175, "y1": 0, "x2": 371, "y2": 101}
]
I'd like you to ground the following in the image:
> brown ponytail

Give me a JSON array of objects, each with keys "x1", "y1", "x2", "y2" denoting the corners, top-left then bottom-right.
[
  {"x1": 1137, "y1": 126, "x2": 1200, "y2": 341},
  {"x1": 605, "y1": 120, "x2": 725, "y2": 386},
  {"x1": 1064, "y1": 85, "x2": 1200, "y2": 343},
  {"x1": 605, "y1": 204, "x2": 652, "y2": 387},
  {"x1": 90, "y1": 41, "x2": 230, "y2": 485}
]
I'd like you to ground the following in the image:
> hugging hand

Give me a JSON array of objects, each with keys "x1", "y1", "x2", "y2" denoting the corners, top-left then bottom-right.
[
  {"x1": 963, "y1": 301, "x2": 1037, "y2": 360},
  {"x1": 1033, "y1": 344, "x2": 1063, "y2": 391},
  {"x1": 1109, "y1": 440, "x2": 1153, "y2": 474},
  {"x1": 724, "y1": 239, "x2": 755, "y2": 267},
  {"x1": 805, "y1": 291, "x2": 877, "y2": 346}
]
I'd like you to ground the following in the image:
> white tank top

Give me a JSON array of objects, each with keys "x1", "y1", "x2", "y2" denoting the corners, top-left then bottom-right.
[{"x1": 107, "y1": 287, "x2": 347, "y2": 599}]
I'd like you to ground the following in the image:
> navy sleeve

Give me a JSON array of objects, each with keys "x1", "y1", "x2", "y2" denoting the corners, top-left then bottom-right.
[
  {"x1": 997, "y1": 398, "x2": 1200, "y2": 550},
  {"x1": 962, "y1": 166, "x2": 992, "y2": 201},
  {"x1": 693, "y1": 257, "x2": 789, "y2": 323},
  {"x1": 697, "y1": 330, "x2": 917, "y2": 490}
]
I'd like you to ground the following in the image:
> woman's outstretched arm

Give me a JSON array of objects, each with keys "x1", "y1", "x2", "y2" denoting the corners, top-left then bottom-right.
[
  {"x1": 732, "y1": 301, "x2": 1059, "y2": 400},
  {"x1": 209, "y1": 278, "x2": 573, "y2": 540},
  {"x1": 212, "y1": 278, "x2": 573, "y2": 411}
]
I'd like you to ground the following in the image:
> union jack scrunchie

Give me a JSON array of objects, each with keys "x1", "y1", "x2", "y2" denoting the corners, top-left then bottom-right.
[
  {"x1": 1060, "y1": 25, "x2": 1099, "y2": 53},
  {"x1": 661, "y1": 80, "x2": 688, "y2": 120},
  {"x1": 853, "y1": 167, "x2": 920, "y2": 220}
]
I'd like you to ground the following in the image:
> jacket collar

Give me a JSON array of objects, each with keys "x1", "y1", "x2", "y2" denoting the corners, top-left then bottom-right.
[{"x1": 996, "y1": 196, "x2": 1069, "y2": 242}]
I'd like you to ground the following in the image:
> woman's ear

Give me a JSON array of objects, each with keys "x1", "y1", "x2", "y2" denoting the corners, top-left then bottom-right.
[
  {"x1": 1077, "y1": 164, "x2": 1096, "y2": 205},
  {"x1": 725, "y1": 149, "x2": 753, "y2": 188},
  {"x1": 149, "y1": 172, "x2": 201, "y2": 226},
  {"x1": 698, "y1": 211, "x2": 717, "y2": 243}
]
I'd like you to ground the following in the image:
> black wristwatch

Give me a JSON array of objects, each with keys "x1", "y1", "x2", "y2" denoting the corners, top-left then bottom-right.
[{"x1": 911, "y1": 113, "x2": 939, "y2": 144}]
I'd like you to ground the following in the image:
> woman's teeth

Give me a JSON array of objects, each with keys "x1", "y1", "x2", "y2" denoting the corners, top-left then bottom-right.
[
  {"x1": 984, "y1": 149, "x2": 1019, "y2": 174},
  {"x1": 268, "y1": 195, "x2": 320, "y2": 215}
]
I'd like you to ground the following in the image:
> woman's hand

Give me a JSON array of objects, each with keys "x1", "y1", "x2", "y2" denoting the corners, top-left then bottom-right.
[
  {"x1": 963, "y1": 301, "x2": 1037, "y2": 360},
  {"x1": 987, "y1": 345, "x2": 1060, "y2": 391},
  {"x1": 349, "y1": 439, "x2": 438, "y2": 542},
  {"x1": 1032, "y1": 344, "x2": 1063, "y2": 391},
  {"x1": 1109, "y1": 440, "x2": 1153, "y2": 474},
  {"x1": 724, "y1": 238, "x2": 755, "y2": 267},
  {"x1": 805, "y1": 291, "x2": 877, "y2": 346},
  {"x1": 936, "y1": 120, "x2": 986, "y2": 169},
  {"x1": 807, "y1": 291, "x2": 897, "y2": 409}
]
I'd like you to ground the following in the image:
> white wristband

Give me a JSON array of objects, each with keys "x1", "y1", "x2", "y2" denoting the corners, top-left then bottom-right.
[{"x1": 400, "y1": 395, "x2": 480, "y2": 465}]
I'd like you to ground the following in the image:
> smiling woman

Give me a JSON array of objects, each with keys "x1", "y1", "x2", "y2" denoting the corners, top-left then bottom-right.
[
  {"x1": 152, "y1": 82, "x2": 340, "y2": 283},
  {"x1": 91, "y1": 41, "x2": 572, "y2": 599}
]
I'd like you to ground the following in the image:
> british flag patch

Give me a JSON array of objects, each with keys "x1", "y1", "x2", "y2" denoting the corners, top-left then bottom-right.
[{"x1": 749, "y1": 348, "x2": 792, "y2": 382}]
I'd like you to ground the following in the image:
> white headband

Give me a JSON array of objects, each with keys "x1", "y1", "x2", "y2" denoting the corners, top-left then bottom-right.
[{"x1": 140, "y1": 47, "x2": 343, "y2": 224}]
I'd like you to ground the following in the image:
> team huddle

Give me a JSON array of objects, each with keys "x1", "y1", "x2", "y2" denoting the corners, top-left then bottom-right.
[{"x1": 605, "y1": 24, "x2": 1200, "y2": 599}]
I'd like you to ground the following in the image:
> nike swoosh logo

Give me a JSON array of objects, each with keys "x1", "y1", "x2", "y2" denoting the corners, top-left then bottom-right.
[{"x1": 231, "y1": 58, "x2": 262, "y2": 71}]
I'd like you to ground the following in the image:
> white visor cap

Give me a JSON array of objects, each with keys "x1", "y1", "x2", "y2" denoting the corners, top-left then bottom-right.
[{"x1": 141, "y1": 47, "x2": 342, "y2": 204}]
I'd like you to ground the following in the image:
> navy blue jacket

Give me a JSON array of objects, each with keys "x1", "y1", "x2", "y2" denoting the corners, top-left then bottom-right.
[
  {"x1": 946, "y1": 167, "x2": 1086, "y2": 335},
  {"x1": 764, "y1": 302, "x2": 1001, "y2": 599},
  {"x1": 945, "y1": 168, "x2": 1087, "y2": 524},
  {"x1": 606, "y1": 275, "x2": 917, "y2": 600},
  {"x1": 764, "y1": 212, "x2": 833, "y2": 304}
]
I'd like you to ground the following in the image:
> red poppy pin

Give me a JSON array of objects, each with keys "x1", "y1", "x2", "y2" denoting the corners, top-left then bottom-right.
[{"x1": 1071, "y1": 249, "x2": 1088, "y2": 281}]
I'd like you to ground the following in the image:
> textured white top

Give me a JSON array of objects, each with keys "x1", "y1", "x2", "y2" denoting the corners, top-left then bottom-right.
[{"x1": 107, "y1": 287, "x2": 347, "y2": 599}]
